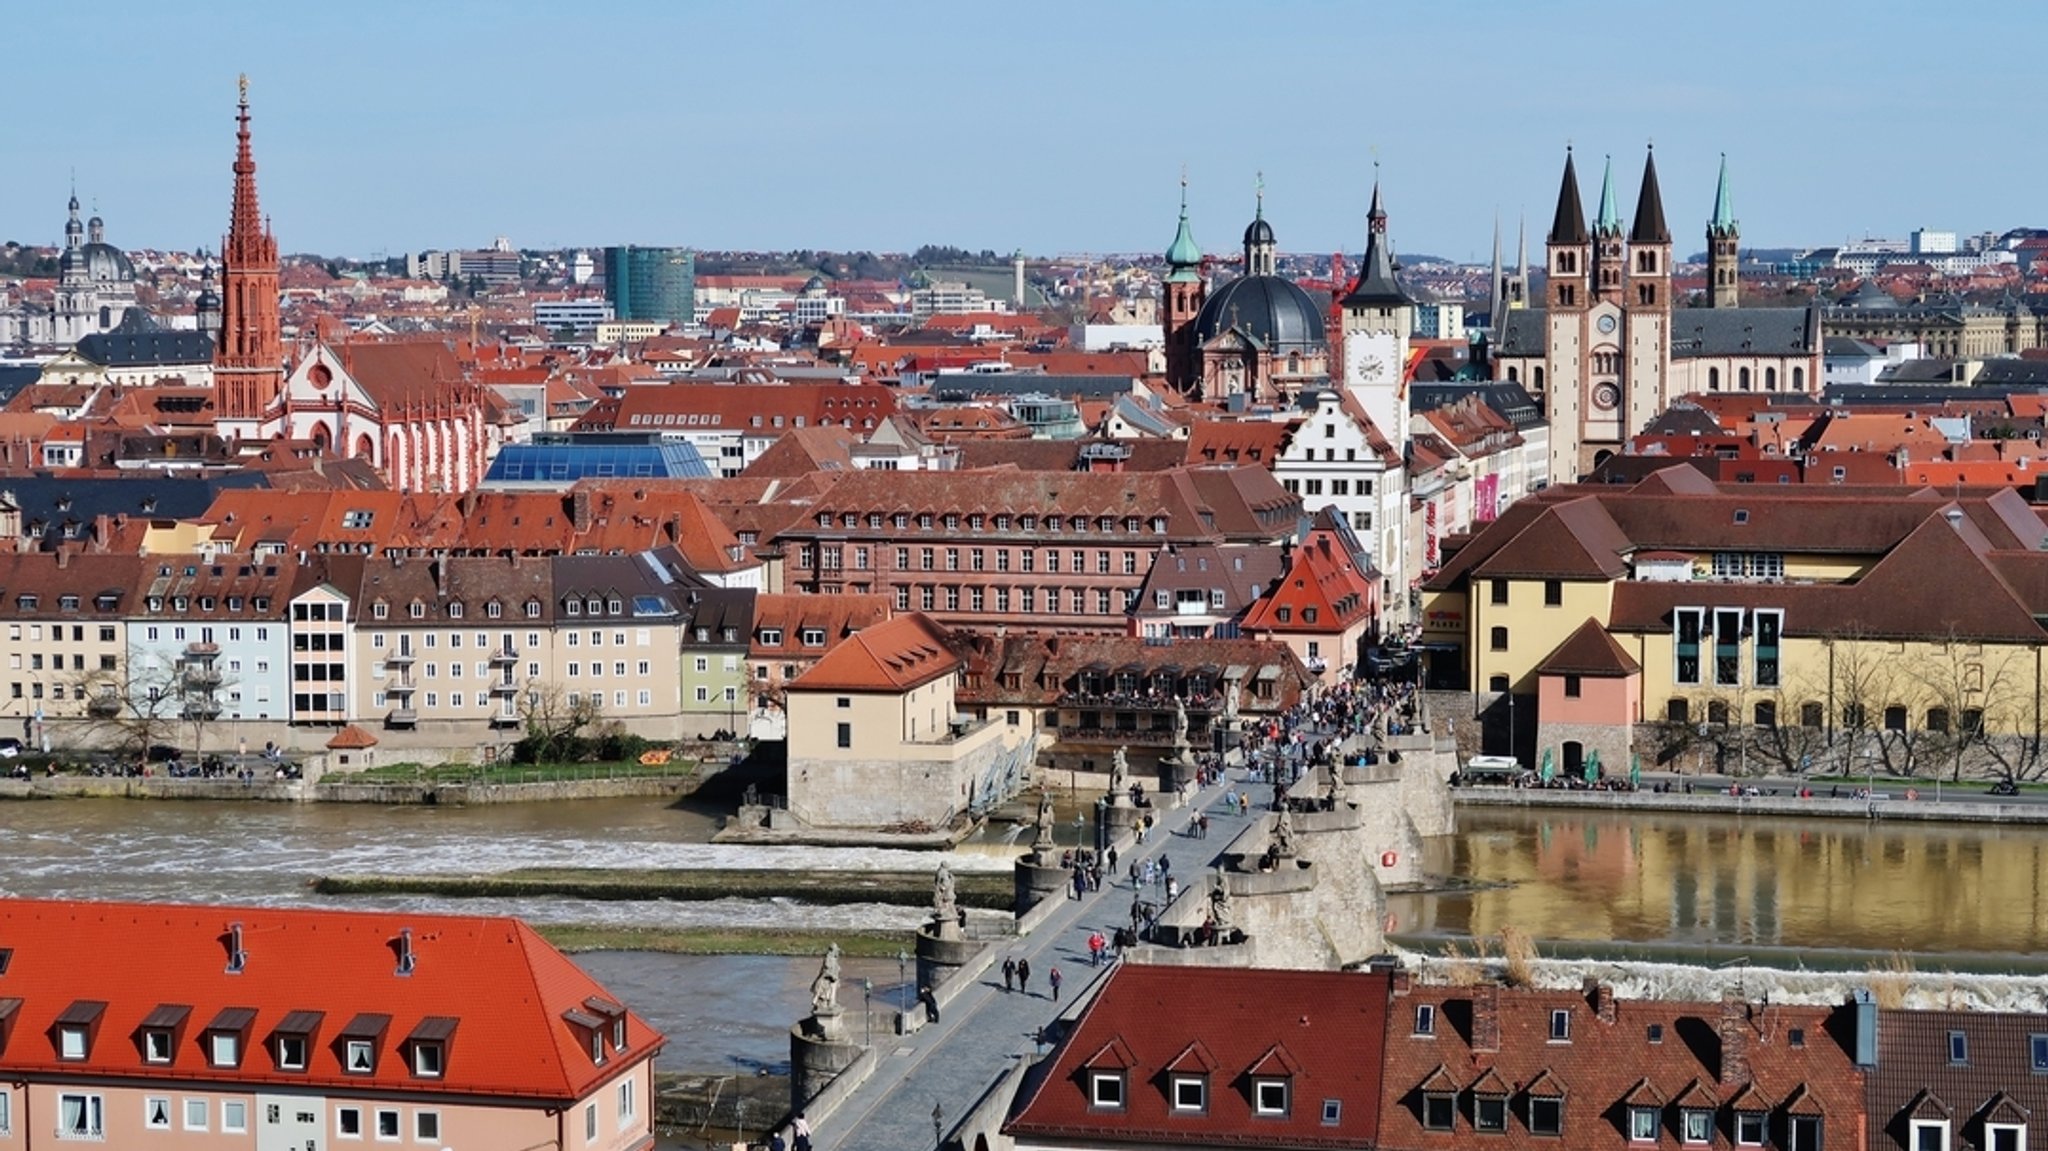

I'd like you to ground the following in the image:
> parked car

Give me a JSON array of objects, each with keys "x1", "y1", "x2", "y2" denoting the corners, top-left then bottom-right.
[
  {"x1": 145, "y1": 744, "x2": 184, "y2": 763},
  {"x1": 1988, "y1": 779, "x2": 2021, "y2": 797},
  {"x1": 0, "y1": 737, "x2": 20, "y2": 758}
]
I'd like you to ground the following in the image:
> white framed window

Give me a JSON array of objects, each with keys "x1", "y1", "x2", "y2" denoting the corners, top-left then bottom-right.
[
  {"x1": 1913, "y1": 1121, "x2": 1951, "y2": 1151},
  {"x1": 59, "y1": 1094, "x2": 103, "y2": 1140},
  {"x1": 1986, "y1": 1123, "x2": 2025, "y2": 1151},
  {"x1": 376, "y1": 1108, "x2": 401, "y2": 1140},
  {"x1": 1683, "y1": 1109, "x2": 1714, "y2": 1144},
  {"x1": 58, "y1": 1025, "x2": 87, "y2": 1060},
  {"x1": 415, "y1": 1111, "x2": 441, "y2": 1142},
  {"x1": 338, "y1": 1107, "x2": 364, "y2": 1139},
  {"x1": 277, "y1": 1034, "x2": 309, "y2": 1070},
  {"x1": 1739, "y1": 1111, "x2": 1770, "y2": 1147},
  {"x1": 210, "y1": 1031, "x2": 240, "y2": 1067},
  {"x1": 1414, "y1": 1003, "x2": 1436, "y2": 1035},
  {"x1": 1550, "y1": 1009, "x2": 1572, "y2": 1041},
  {"x1": 145, "y1": 1096, "x2": 172, "y2": 1130},
  {"x1": 345, "y1": 1038, "x2": 375, "y2": 1074},
  {"x1": 618, "y1": 1078, "x2": 636, "y2": 1123},
  {"x1": 1530, "y1": 1096, "x2": 1564, "y2": 1136},
  {"x1": 1171, "y1": 1075, "x2": 1207, "y2": 1112},
  {"x1": 144, "y1": 1028, "x2": 173, "y2": 1063},
  {"x1": 223, "y1": 1100, "x2": 248, "y2": 1134},
  {"x1": 413, "y1": 1041, "x2": 444, "y2": 1078},
  {"x1": 1255, "y1": 1079, "x2": 1290, "y2": 1116},
  {"x1": 1629, "y1": 1105, "x2": 1659, "y2": 1142},
  {"x1": 584, "y1": 1103, "x2": 598, "y2": 1143},
  {"x1": 1090, "y1": 1072, "x2": 1125, "y2": 1110},
  {"x1": 185, "y1": 1098, "x2": 209, "y2": 1131}
]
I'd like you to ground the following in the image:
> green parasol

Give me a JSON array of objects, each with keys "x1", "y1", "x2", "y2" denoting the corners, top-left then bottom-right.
[
  {"x1": 1629, "y1": 753, "x2": 1642, "y2": 788},
  {"x1": 1584, "y1": 748, "x2": 1601, "y2": 783},
  {"x1": 1539, "y1": 747, "x2": 1554, "y2": 783}
]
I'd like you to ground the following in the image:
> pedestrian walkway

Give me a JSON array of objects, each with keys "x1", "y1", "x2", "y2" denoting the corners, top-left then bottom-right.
[{"x1": 816, "y1": 768, "x2": 1270, "y2": 1151}]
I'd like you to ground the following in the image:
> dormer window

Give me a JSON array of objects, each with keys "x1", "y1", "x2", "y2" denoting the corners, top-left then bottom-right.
[
  {"x1": 1423, "y1": 1089, "x2": 1457, "y2": 1131},
  {"x1": 1171, "y1": 1075, "x2": 1207, "y2": 1112},
  {"x1": 1912, "y1": 1121, "x2": 1950, "y2": 1151},
  {"x1": 1985, "y1": 1123, "x2": 2024, "y2": 1151},
  {"x1": 1682, "y1": 1109, "x2": 1714, "y2": 1144},
  {"x1": 447, "y1": 602, "x2": 464, "y2": 620},
  {"x1": 372, "y1": 601, "x2": 389, "y2": 620},
  {"x1": 591, "y1": 1030, "x2": 605, "y2": 1064},
  {"x1": 55, "y1": 1000, "x2": 105, "y2": 1061},
  {"x1": 525, "y1": 599, "x2": 542, "y2": 619},
  {"x1": 1629, "y1": 1106, "x2": 1661, "y2": 1142},
  {"x1": 1090, "y1": 1071, "x2": 1126, "y2": 1110},
  {"x1": 406, "y1": 1017, "x2": 457, "y2": 1078},
  {"x1": 338, "y1": 1012, "x2": 390, "y2": 1075},
  {"x1": 1253, "y1": 1078, "x2": 1291, "y2": 1117},
  {"x1": 1738, "y1": 1110, "x2": 1769, "y2": 1146},
  {"x1": 565, "y1": 599, "x2": 581, "y2": 616},
  {"x1": 408, "y1": 600, "x2": 425, "y2": 620},
  {"x1": 1472, "y1": 1091, "x2": 1507, "y2": 1133},
  {"x1": 138, "y1": 1003, "x2": 190, "y2": 1065},
  {"x1": 275, "y1": 1033, "x2": 309, "y2": 1071}
]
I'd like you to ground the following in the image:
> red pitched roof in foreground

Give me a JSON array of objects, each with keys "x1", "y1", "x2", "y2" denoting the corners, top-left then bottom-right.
[
  {"x1": 1006, "y1": 965, "x2": 1391, "y2": 1148},
  {"x1": 0, "y1": 899, "x2": 661, "y2": 1103}
]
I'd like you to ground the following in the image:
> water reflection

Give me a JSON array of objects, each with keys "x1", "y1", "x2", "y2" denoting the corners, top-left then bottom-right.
[{"x1": 1390, "y1": 807, "x2": 2048, "y2": 954}]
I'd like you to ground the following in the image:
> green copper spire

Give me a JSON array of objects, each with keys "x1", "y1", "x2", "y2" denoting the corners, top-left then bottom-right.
[
  {"x1": 1595, "y1": 153, "x2": 1621, "y2": 237},
  {"x1": 1165, "y1": 174, "x2": 1202, "y2": 283},
  {"x1": 1709, "y1": 152, "x2": 1737, "y2": 237}
]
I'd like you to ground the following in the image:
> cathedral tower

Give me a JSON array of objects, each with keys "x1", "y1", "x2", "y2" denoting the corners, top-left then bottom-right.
[
  {"x1": 1707, "y1": 153, "x2": 1739, "y2": 308},
  {"x1": 1339, "y1": 174, "x2": 1415, "y2": 445},
  {"x1": 1161, "y1": 177, "x2": 1206, "y2": 394},
  {"x1": 1546, "y1": 149, "x2": 1590, "y2": 311},
  {"x1": 215, "y1": 75, "x2": 283, "y2": 431},
  {"x1": 1543, "y1": 148, "x2": 1590, "y2": 478},
  {"x1": 1592, "y1": 156, "x2": 1625, "y2": 304},
  {"x1": 1625, "y1": 145, "x2": 1674, "y2": 434}
]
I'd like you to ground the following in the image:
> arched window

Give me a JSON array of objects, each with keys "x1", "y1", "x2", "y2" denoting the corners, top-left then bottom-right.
[
  {"x1": 1738, "y1": 367, "x2": 1752, "y2": 390},
  {"x1": 1507, "y1": 366, "x2": 1519, "y2": 383},
  {"x1": 1666, "y1": 698, "x2": 1689, "y2": 724},
  {"x1": 1707, "y1": 700, "x2": 1730, "y2": 725},
  {"x1": 1800, "y1": 701, "x2": 1824, "y2": 728},
  {"x1": 1755, "y1": 701, "x2": 1777, "y2": 727},
  {"x1": 1708, "y1": 367, "x2": 1721, "y2": 391},
  {"x1": 1765, "y1": 367, "x2": 1778, "y2": 391},
  {"x1": 1534, "y1": 366, "x2": 1546, "y2": 390},
  {"x1": 1793, "y1": 366, "x2": 1805, "y2": 390}
]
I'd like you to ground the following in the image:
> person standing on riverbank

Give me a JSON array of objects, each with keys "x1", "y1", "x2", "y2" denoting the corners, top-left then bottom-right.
[
  {"x1": 1049, "y1": 965, "x2": 1064, "y2": 1001},
  {"x1": 1017, "y1": 957, "x2": 1032, "y2": 995},
  {"x1": 1002, "y1": 956, "x2": 1016, "y2": 991}
]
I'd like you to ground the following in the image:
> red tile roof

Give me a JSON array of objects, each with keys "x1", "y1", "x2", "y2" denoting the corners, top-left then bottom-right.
[
  {"x1": 1537, "y1": 619, "x2": 1642, "y2": 677},
  {"x1": 1006, "y1": 965, "x2": 1391, "y2": 1148},
  {"x1": 0, "y1": 898, "x2": 660, "y2": 1103},
  {"x1": 790, "y1": 611, "x2": 958, "y2": 693}
]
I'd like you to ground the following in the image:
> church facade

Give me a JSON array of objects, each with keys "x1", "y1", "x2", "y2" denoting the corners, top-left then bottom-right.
[
  {"x1": 0, "y1": 196, "x2": 138, "y2": 348},
  {"x1": 1161, "y1": 190, "x2": 1331, "y2": 405},
  {"x1": 1491, "y1": 150, "x2": 1821, "y2": 480}
]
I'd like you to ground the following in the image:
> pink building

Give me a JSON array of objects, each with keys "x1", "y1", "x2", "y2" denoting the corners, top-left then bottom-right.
[{"x1": 0, "y1": 899, "x2": 662, "y2": 1150}]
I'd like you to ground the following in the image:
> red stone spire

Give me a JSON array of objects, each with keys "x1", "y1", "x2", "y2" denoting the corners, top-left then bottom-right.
[{"x1": 215, "y1": 74, "x2": 284, "y2": 425}]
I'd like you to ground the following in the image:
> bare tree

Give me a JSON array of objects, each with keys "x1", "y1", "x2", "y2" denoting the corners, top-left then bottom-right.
[
  {"x1": 518, "y1": 681, "x2": 604, "y2": 764},
  {"x1": 70, "y1": 657, "x2": 183, "y2": 768}
]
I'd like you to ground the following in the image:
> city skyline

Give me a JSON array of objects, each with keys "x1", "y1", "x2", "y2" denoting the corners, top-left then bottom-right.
[{"x1": 3, "y1": 0, "x2": 2038, "y2": 260}]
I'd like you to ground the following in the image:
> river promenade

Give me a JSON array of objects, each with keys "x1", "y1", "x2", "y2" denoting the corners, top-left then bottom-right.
[{"x1": 1455, "y1": 780, "x2": 2048, "y2": 824}]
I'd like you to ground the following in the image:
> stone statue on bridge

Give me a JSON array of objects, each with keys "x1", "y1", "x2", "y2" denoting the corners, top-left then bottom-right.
[
  {"x1": 1033, "y1": 785, "x2": 1057, "y2": 851},
  {"x1": 1109, "y1": 746, "x2": 1129, "y2": 798},
  {"x1": 1209, "y1": 870, "x2": 1235, "y2": 936},
  {"x1": 1272, "y1": 804, "x2": 1297, "y2": 858},
  {"x1": 933, "y1": 860, "x2": 958, "y2": 927},
  {"x1": 1224, "y1": 680, "x2": 1241, "y2": 722},
  {"x1": 1325, "y1": 763, "x2": 1348, "y2": 808},
  {"x1": 1172, "y1": 695, "x2": 1190, "y2": 744},
  {"x1": 809, "y1": 942, "x2": 842, "y2": 1018}
]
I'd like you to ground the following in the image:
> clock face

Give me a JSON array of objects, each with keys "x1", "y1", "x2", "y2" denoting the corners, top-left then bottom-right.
[
  {"x1": 1358, "y1": 357, "x2": 1385, "y2": 381},
  {"x1": 1596, "y1": 314, "x2": 1618, "y2": 335},
  {"x1": 1345, "y1": 332, "x2": 1398, "y2": 388},
  {"x1": 1592, "y1": 383, "x2": 1621, "y2": 411}
]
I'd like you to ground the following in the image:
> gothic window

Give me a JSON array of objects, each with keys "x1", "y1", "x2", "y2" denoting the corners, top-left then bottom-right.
[
  {"x1": 1765, "y1": 367, "x2": 1778, "y2": 390},
  {"x1": 1709, "y1": 367, "x2": 1721, "y2": 391},
  {"x1": 1739, "y1": 367, "x2": 1752, "y2": 390}
]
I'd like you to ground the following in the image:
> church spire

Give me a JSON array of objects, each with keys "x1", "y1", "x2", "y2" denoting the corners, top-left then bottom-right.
[
  {"x1": 1241, "y1": 171, "x2": 1276, "y2": 277},
  {"x1": 1595, "y1": 154, "x2": 1622, "y2": 238},
  {"x1": 1164, "y1": 171, "x2": 1202, "y2": 283},
  {"x1": 215, "y1": 74, "x2": 284, "y2": 427},
  {"x1": 1709, "y1": 152, "x2": 1736, "y2": 237},
  {"x1": 1548, "y1": 148, "x2": 1588, "y2": 245},
  {"x1": 1631, "y1": 145, "x2": 1671, "y2": 245},
  {"x1": 1343, "y1": 168, "x2": 1411, "y2": 308}
]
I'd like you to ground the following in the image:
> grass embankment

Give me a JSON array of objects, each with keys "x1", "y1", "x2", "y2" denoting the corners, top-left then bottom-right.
[
  {"x1": 539, "y1": 924, "x2": 912, "y2": 957},
  {"x1": 313, "y1": 866, "x2": 1014, "y2": 909},
  {"x1": 343, "y1": 760, "x2": 696, "y2": 786}
]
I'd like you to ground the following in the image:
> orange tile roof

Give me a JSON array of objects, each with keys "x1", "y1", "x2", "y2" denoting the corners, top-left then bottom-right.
[
  {"x1": 791, "y1": 611, "x2": 957, "y2": 692},
  {"x1": 0, "y1": 898, "x2": 660, "y2": 1103}
]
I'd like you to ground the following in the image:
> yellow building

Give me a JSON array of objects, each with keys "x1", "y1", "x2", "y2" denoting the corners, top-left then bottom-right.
[{"x1": 1424, "y1": 467, "x2": 2048, "y2": 777}]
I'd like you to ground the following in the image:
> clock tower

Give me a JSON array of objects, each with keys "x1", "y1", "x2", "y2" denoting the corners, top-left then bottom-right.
[{"x1": 1339, "y1": 174, "x2": 1414, "y2": 450}]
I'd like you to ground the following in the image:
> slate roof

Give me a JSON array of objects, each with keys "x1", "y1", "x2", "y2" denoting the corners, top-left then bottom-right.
[
  {"x1": 1550, "y1": 150, "x2": 1589, "y2": 245},
  {"x1": 1668, "y1": 307, "x2": 1821, "y2": 358},
  {"x1": 930, "y1": 371, "x2": 1139, "y2": 400},
  {"x1": 0, "y1": 898, "x2": 661, "y2": 1103},
  {"x1": 1410, "y1": 383, "x2": 1547, "y2": 432},
  {"x1": 1005, "y1": 966, "x2": 1391, "y2": 1149},
  {"x1": 75, "y1": 329, "x2": 218, "y2": 368},
  {"x1": 1869, "y1": 1010, "x2": 2048, "y2": 1151},
  {"x1": 5, "y1": 474, "x2": 269, "y2": 550}
]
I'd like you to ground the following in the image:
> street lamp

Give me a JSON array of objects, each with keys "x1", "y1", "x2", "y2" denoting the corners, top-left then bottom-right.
[
  {"x1": 897, "y1": 949, "x2": 909, "y2": 1010},
  {"x1": 863, "y1": 978, "x2": 874, "y2": 1049},
  {"x1": 932, "y1": 1101, "x2": 944, "y2": 1151}
]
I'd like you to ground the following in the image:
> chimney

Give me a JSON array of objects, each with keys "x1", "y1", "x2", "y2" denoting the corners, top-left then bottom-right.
[
  {"x1": 395, "y1": 927, "x2": 417, "y2": 977},
  {"x1": 570, "y1": 488, "x2": 593, "y2": 531},
  {"x1": 1592, "y1": 980, "x2": 1617, "y2": 1025},
  {"x1": 1719, "y1": 993, "x2": 1753, "y2": 1086},
  {"x1": 1471, "y1": 983, "x2": 1501, "y2": 1053},
  {"x1": 55, "y1": 549, "x2": 70, "y2": 570}
]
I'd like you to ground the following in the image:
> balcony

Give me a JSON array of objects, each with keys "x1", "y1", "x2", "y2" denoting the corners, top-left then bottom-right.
[
  {"x1": 489, "y1": 679, "x2": 518, "y2": 696},
  {"x1": 489, "y1": 711, "x2": 522, "y2": 728},
  {"x1": 86, "y1": 695, "x2": 121, "y2": 718},
  {"x1": 185, "y1": 642, "x2": 220, "y2": 659},
  {"x1": 386, "y1": 708, "x2": 419, "y2": 728},
  {"x1": 181, "y1": 666, "x2": 224, "y2": 690},
  {"x1": 182, "y1": 698, "x2": 223, "y2": 721},
  {"x1": 385, "y1": 680, "x2": 417, "y2": 696},
  {"x1": 489, "y1": 647, "x2": 519, "y2": 665},
  {"x1": 383, "y1": 649, "x2": 416, "y2": 666}
]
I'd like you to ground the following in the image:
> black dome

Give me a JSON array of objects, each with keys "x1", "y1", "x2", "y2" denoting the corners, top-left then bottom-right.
[
  {"x1": 1243, "y1": 216, "x2": 1275, "y2": 247},
  {"x1": 1192, "y1": 274, "x2": 1326, "y2": 351}
]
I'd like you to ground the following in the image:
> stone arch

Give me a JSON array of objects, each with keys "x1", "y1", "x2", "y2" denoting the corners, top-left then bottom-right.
[
  {"x1": 387, "y1": 432, "x2": 406, "y2": 489},
  {"x1": 352, "y1": 433, "x2": 374, "y2": 461}
]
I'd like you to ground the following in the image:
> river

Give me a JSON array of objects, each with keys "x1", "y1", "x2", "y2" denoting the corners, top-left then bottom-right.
[{"x1": 1390, "y1": 805, "x2": 2048, "y2": 956}]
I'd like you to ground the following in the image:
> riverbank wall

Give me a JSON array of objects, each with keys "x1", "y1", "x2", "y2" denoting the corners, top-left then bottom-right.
[
  {"x1": 0, "y1": 774, "x2": 693, "y2": 805},
  {"x1": 1453, "y1": 786, "x2": 2048, "y2": 825},
  {"x1": 314, "y1": 867, "x2": 1017, "y2": 909}
]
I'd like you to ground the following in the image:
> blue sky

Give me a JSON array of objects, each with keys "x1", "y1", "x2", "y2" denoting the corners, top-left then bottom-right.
[{"x1": 3, "y1": 0, "x2": 2034, "y2": 261}]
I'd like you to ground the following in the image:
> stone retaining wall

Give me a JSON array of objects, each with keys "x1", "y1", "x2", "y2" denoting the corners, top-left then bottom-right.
[
  {"x1": 1453, "y1": 787, "x2": 2048, "y2": 825},
  {"x1": 0, "y1": 775, "x2": 690, "y2": 805}
]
